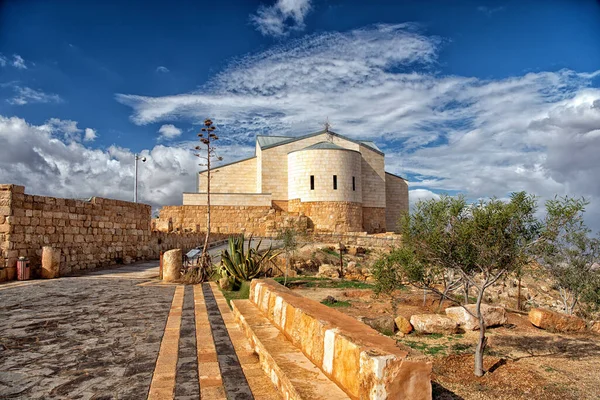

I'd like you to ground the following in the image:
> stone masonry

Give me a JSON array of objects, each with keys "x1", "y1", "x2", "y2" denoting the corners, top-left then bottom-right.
[{"x1": 0, "y1": 184, "x2": 225, "y2": 282}]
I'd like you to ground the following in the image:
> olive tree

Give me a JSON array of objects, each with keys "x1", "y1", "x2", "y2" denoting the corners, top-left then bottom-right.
[
  {"x1": 537, "y1": 196, "x2": 600, "y2": 315},
  {"x1": 374, "y1": 192, "x2": 539, "y2": 377}
]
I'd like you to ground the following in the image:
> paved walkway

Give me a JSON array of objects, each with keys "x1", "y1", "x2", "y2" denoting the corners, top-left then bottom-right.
[{"x1": 0, "y1": 262, "x2": 280, "y2": 399}]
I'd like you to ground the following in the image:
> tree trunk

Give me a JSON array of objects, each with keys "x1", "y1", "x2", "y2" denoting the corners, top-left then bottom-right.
[
  {"x1": 284, "y1": 250, "x2": 289, "y2": 286},
  {"x1": 474, "y1": 291, "x2": 487, "y2": 377},
  {"x1": 201, "y1": 143, "x2": 211, "y2": 275},
  {"x1": 464, "y1": 280, "x2": 470, "y2": 305},
  {"x1": 517, "y1": 276, "x2": 522, "y2": 311}
]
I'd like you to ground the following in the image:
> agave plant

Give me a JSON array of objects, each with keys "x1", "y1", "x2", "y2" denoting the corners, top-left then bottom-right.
[{"x1": 220, "y1": 234, "x2": 279, "y2": 284}]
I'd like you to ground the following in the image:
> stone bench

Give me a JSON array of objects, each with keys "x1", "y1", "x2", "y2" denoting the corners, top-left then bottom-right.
[{"x1": 231, "y1": 279, "x2": 432, "y2": 399}]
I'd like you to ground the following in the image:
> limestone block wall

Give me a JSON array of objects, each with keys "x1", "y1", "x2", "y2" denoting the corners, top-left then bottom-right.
[
  {"x1": 289, "y1": 199, "x2": 363, "y2": 233},
  {"x1": 156, "y1": 205, "x2": 309, "y2": 237},
  {"x1": 288, "y1": 148, "x2": 362, "y2": 203},
  {"x1": 0, "y1": 184, "x2": 228, "y2": 282},
  {"x1": 362, "y1": 207, "x2": 386, "y2": 233},
  {"x1": 361, "y1": 146, "x2": 386, "y2": 208},
  {"x1": 385, "y1": 173, "x2": 409, "y2": 232},
  {"x1": 198, "y1": 156, "x2": 257, "y2": 193},
  {"x1": 260, "y1": 133, "x2": 361, "y2": 200},
  {"x1": 183, "y1": 192, "x2": 272, "y2": 207}
]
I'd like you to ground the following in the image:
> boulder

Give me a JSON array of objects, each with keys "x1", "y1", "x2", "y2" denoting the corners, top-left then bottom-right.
[
  {"x1": 445, "y1": 304, "x2": 507, "y2": 330},
  {"x1": 410, "y1": 314, "x2": 458, "y2": 334},
  {"x1": 360, "y1": 315, "x2": 396, "y2": 335},
  {"x1": 590, "y1": 321, "x2": 600, "y2": 335},
  {"x1": 41, "y1": 246, "x2": 60, "y2": 279},
  {"x1": 528, "y1": 308, "x2": 586, "y2": 333},
  {"x1": 395, "y1": 315, "x2": 413, "y2": 334},
  {"x1": 317, "y1": 264, "x2": 339, "y2": 278},
  {"x1": 162, "y1": 249, "x2": 182, "y2": 282}
]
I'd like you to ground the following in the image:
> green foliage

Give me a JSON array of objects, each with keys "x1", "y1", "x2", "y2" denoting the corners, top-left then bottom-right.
[
  {"x1": 273, "y1": 276, "x2": 373, "y2": 289},
  {"x1": 537, "y1": 196, "x2": 600, "y2": 315},
  {"x1": 220, "y1": 280, "x2": 251, "y2": 308},
  {"x1": 220, "y1": 235, "x2": 279, "y2": 284},
  {"x1": 402, "y1": 340, "x2": 447, "y2": 356}
]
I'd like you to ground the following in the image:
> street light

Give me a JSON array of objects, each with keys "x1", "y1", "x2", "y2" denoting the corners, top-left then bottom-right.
[{"x1": 134, "y1": 154, "x2": 146, "y2": 203}]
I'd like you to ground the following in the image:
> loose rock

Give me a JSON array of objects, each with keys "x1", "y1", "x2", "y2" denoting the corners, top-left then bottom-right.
[
  {"x1": 360, "y1": 315, "x2": 396, "y2": 335},
  {"x1": 528, "y1": 308, "x2": 586, "y2": 332},
  {"x1": 395, "y1": 315, "x2": 413, "y2": 334},
  {"x1": 445, "y1": 304, "x2": 507, "y2": 330},
  {"x1": 410, "y1": 314, "x2": 459, "y2": 334},
  {"x1": 41, "y1": 246, "x2": 60, "y2": 279}
]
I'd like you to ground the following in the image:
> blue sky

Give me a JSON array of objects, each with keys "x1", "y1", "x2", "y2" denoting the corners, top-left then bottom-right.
[{"x1": 1, "y1": 0, "x2": 600, "y2": 228}]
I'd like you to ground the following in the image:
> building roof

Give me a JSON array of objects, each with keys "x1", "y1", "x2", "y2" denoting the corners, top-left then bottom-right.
[
  {"x1": 256, "y1": 130, "x2": 384, "y2": 155},
  {"x1": 288, "y1": 141, "x2": 361, "y2": 154}
]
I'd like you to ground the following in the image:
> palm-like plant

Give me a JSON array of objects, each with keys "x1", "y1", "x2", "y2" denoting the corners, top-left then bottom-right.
[{"x1": 220, "y1": 235, "x2": 279, "y2": 284}]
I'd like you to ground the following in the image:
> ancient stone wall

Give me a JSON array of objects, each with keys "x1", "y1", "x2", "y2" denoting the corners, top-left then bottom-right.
[
  {"x1": 289, "y1": 199, "x2": 363, "y2": 233},
  {"x1": 0, "y1": 184, "x2": 227, "y2": 282},
  {"x1": 385, "y1": 173, "x2": 409, "y2": 232},
  {"x1": 198, "y1": 156, "x2": 257, "y2": 193},
  {"x1": 362, "y1": 207, "x2": 387, "y2": 233},
  {"x1": 155, "y1": 204, "x2": 309, "y2": 237},
  {"x1": 311, "y1": 232, "x2": 402, "y2": 248}
]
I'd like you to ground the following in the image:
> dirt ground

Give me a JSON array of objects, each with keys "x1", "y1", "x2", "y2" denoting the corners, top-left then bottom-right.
[{"x1": 291, "y1": 284, "x2": 600, "y2": 400}]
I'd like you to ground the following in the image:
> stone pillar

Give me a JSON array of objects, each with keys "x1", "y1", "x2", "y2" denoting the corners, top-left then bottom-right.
[
  {"x1": 41, "y1": 246, "x2": 61, "y2": 279},
  {"x1": 162, "y1": 249, "x2": 182, "y2": 282}
]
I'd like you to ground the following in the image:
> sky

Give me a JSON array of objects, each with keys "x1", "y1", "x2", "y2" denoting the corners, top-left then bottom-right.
[{"x1": 1, "y1": 0, "x2": 600, "y2": 228}]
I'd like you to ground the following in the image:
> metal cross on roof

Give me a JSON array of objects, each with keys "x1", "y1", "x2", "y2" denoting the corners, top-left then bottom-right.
[{"x1": 322, "y1": 117, "x2": 333, "y2": 141}]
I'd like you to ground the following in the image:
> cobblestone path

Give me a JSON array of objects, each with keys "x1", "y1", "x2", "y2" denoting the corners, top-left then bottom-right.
[{"x1": 0, "y1": 262, "x2": 280, "y2": 399}]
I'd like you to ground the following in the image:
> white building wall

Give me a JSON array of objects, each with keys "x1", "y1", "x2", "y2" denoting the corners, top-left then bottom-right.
[
  {"x1": 288, "y1": 149, "x2": 362, "y2": 203},
  {"x1": 361, "y1": 147, "x2": 386, "y2": 208}
]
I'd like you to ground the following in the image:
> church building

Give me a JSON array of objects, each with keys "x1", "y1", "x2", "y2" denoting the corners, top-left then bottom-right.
[{"x1": 183, "y1": 130, "x2": 408, "y2": 233}]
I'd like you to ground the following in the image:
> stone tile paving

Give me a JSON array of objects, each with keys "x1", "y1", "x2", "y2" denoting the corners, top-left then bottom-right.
[
  {"x1": 174, "y1": 286, "x2": 200, "y2": 399},
  {"x1": 0, "y1": 274, "x2": 174, "y2": 399},
  {"x1": 202, "y1": 283, "x2": 253, "y2": 400}
]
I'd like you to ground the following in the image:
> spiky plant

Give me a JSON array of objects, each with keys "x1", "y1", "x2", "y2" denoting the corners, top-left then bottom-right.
[{"x1": 220, "y1": 235, "x2": 279, "y2": 284}]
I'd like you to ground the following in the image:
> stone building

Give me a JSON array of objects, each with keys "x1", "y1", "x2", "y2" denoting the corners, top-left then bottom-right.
[{"x1": 182, "y1": 130, "x2": 408, "y2": 233}]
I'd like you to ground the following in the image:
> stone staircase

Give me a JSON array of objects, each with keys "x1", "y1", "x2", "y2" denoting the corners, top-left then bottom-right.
[{"x1": 231, "y1": 279, "x2": 432, "y2": 400}]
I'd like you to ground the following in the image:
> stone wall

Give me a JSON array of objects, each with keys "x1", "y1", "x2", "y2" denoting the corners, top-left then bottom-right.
[
  {"x1": 312, "y1": 231, "x2": 402, "y2": 248},
  {"x1": 289, "y1": 199, "x2": 363, "y2": 233},
  {"x1": 155, "y1": 204, "x2": 309, "y2": 236},
  {"x1": 362, "y1": 207, "x2": 386, "y2": 233},
  {"x1": 198, "y1": 156, "x2": 257, "y2": 193},
  {"x1": 183, "y1": 192, "x2": 272, "y2": 207},
  {"x1": 385, "y1": 173, "x2": 409, "y2": 232},
  {"x1": 0, "y1": 184, "x2": 227, "y2": 282}
]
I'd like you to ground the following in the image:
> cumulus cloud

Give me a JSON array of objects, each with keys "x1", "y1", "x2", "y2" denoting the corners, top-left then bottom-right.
[
  {"x1": 251, "y1": 0, "x2": 312, "y2": 37},
  {"x1": 158, "y1": 124, "x2": 182, "y2": 140},
  {"x1": 409, "y1": 189, "x2": 441, "y2": 207},
  {"x1": 12, "y1": 54, "x2": 26, "y2": 69},
  {"x1": 7, "y1": 86, "x2": 62, "y2": 106},
  {"x1": 156, "y1": 66, "x2": 170, "y2": 73},
  {"x1": 116, "y1": 23, "x2": 600, "y2": 229},
  {"x1": 84, "y1": 128, "x2": 97, "y2": 142},
  {"x1": 0, "y1": 54, "x2": 6, "y2": 67}
]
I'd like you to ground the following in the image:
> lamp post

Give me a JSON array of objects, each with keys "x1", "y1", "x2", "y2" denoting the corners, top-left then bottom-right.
[{"x1": 134, "y1": 154, "x2": 146, "y2": 203}]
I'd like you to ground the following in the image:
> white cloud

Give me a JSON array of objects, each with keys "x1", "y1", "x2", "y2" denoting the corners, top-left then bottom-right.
[
  {"x1": 0, "y1": 115, "x2": 222, "y2": 207},
  {"x1": 409, "y1": 189, "x2": 441, "y2": 207},
  {"x1": 251, "y1": 0, "x2": 312, "y2": 37},
  {"x1": 84, "y1": 128, "x2": 97, "y2": 142},
  {"x1": 156, "y1": 66, "x2": 170, "y2": 73},
  {"x1": 12, "y1": 54, "x2": 26, "y2": 69},
  {"x1": 7, "y1": 86, "x2": 62, "y2": 106},
  {"x1": 112, "y1": 23, "x2": 600, "y2": 231},
  {"x1": 0, "y1": 54, "x2": 6, "y2": 67},
  {"x1": 158, "y1": 124, "x2": 182, "y2": 140}
]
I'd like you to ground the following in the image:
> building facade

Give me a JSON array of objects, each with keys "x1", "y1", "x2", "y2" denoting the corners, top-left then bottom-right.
[{"x1": 182, "y1": 130, "x2": 408, "y2": 233}]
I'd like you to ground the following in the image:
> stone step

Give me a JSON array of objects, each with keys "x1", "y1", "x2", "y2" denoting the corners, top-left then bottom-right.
[{"x1": 231, "y1": 299, "x2": 350, "y2": 400}]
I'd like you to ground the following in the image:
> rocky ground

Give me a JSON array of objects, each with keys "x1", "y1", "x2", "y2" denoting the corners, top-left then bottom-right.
[{"x1": 278, "y1": 242, "x2": 600, "y2": 400}]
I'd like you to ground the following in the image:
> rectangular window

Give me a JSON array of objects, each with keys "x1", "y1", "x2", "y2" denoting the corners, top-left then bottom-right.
[
  {"x1": 333, "y1": 175, "x2": 337, "y2": 190},
  {"x1": 352, "y1": 176, "x2": 356, "y2": 191},
  {"x1": 310, "y1": 175, "x2": 315, "y2": 190}
]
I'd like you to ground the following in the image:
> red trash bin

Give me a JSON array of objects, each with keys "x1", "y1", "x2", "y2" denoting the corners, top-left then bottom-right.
[{"x1": 17, "y1": 257, "x2": 30, "y2": 281}]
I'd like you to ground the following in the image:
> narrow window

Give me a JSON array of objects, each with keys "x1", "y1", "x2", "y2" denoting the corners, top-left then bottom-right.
[
  {"x1": 352, "y1": 176, "x2": 356, "y2": 191},
  {"x1": 333, "y1": 175, "x2": 337, "y2": 190},
  {"x1": 310, "y1": 175, "x2": 315, "y2": 190}
]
